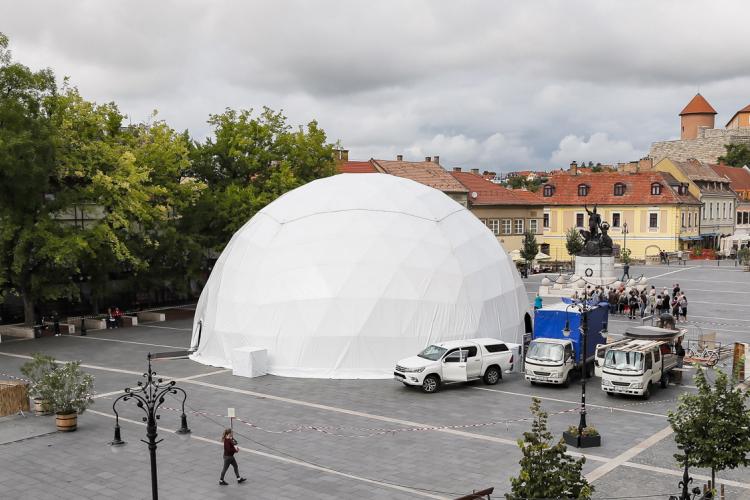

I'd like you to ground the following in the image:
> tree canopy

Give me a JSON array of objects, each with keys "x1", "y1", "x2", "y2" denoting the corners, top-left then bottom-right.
[
  {"x1": 668, "y1": 368, "x2": 750, "y2": 487},
  {"x1": 718, "y1": 143, "x2": 750, "y2": 168}
]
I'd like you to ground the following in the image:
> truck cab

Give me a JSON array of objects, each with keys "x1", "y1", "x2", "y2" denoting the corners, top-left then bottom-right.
[
  {"x1": 524, "y1": 338, "x2": 578, "y2": 387},
  {"x1": 600, "y1": 338, "x2": 677, "y2": 399}
]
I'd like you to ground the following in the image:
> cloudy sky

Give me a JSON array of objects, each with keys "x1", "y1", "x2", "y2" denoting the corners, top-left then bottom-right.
[{"x1": 4, "y1": 1, "x2": 750, "y2": 172}]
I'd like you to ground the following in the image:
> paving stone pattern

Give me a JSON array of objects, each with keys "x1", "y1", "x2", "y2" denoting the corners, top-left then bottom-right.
[{"x1": 0, "y1": 264, "x2": 748, "y2": 499}]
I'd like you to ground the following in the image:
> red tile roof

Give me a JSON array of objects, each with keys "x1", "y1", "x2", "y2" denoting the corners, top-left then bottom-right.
[
  {"x1": 709, "y1": 164, "x2": 750, "y2": 192},
  {"x1": 371, "y1": 159, "x2": 468, "y2": 193},
  {"x1": 512, "y1": 189, "x2": 544, "y2": 204},
  {"x1": 452, "y1": 172, "x2": 539, "y2": 205},
  {"x1": 539, "y1": 171, "x2": 700, "y2": 206},
  {"x1": 337, "y1": 161, "x2": 378, "y2": 173},
  {"x1": 739, "y1": 104, "x2": 750, "y2": 113},
  {"x1": 680, "y1": 94, "x2": 717, "y2": 116}
]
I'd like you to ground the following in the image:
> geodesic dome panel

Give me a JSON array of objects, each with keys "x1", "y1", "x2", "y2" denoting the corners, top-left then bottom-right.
[{"x1": 189, "y1": 173, "x2": 530, "y2": 379}]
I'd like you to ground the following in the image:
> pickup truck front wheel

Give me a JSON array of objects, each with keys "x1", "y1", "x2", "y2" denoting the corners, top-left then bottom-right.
[
  {"x1": 483, "y1": 366, "x2": 501, "y2": 385},
  {"x1": 422, "y1": 375, "x2": 440, "y2": 393}
]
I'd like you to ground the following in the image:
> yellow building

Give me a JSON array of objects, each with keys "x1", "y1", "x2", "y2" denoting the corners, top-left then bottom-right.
[
  {"x1": 652, "y1": 158, "x2": 736, "y2": 249},
  {"x1": 539, "y1": 169, "x2": 701, "y2": 260}
]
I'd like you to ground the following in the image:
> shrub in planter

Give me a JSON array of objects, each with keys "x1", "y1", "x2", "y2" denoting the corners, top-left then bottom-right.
[
  {"x1": 37, "y1": 360, "x2": 95, "y2": 432},
  {"x1": 563, "y1": 424, "x2": 601, "y2": 448},
  {"x1": 19, "y1": 352, "x2": 58, "y2": 415}
]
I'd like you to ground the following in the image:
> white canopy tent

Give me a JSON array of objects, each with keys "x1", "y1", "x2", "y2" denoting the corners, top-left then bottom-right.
[{"x1": 190, "y1": 173, "x2": 531, "y2": 379}]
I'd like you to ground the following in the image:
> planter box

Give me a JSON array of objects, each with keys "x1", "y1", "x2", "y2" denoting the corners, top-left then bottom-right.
[
  {"x1": 0, "y1": 324, "x2": 35, "y2": 339},
  {"x1": 137, "y1": 312, "x2": 165, "y2": 322},
  {"x1": 121, "y1": 316, "x2": 138, "y2": 326},
  {"x1": 563, "y1": 431, "x2": 601, "y2": 448},
  {"x1": 164, "y1": 309, "x2": 195, "y2": 321},
  {"x1": 67, "y1": 318, "x2": 106, "y2": 330}
]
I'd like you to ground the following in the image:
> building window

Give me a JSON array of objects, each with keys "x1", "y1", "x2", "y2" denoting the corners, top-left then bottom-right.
[
  {"x1": 489, "y1": 219, "x2": 500, "y2": 235},
  {"x1": 576, "y1": 213, "x2": 584, "y2": 228},
  {"x1": 723, "y1": 202, "x2": 727, "y2": 219},
  {"x1": 745, "y1": 212, "x2": 749, "y2": 225},
  {"x1": 738, "y1": 212, "x2": 743, "y2": 225},
  {"x1": 703, "y1": 204, "x2": 707, "y2": 220},
  {"x1": 543, "y1": 185, "x2": 555, "y2": 197},
  {"x1": 480, "y1": 219, "x2": 487, "y2": 226},
  {"x1": 709, "y1": 202, "x2": 713, "y2": 220},
  {"x1": 611, "y1": 213, "x2": 621, "y2": 228},
  {"x1": 543, "y1": 213, "x2": 549, "y2": 228},
  {"x1": 651, "y1": 182, "x2": 662, "y2": 195},
  {"x1": 530, "y1": 219, "x2": 538, "y2": 234},
  {"x1": 613, "y1": 183, "x2": 625, "y2": 196},
  {"x1": 649, "y1": 213, "x2": 658, "y2": 229},
  {"x1": 681, "y1": 212, "x2": 685, "y2": 229},
  {"x1": 578, "y1": 184, "x2": 589, "y2": 196},
  {"x1": 514, "y1": 219, "x2": 524, "y2": 234},
  {"x1": 688, "y1": 212, "x2": 692, "y2": 228},
  {"x1": 729, "y1": 202, "x2": 732, "y2": 217},
  {"x1": 502, "y1": 219, "x2": 512, "y2": 235}
]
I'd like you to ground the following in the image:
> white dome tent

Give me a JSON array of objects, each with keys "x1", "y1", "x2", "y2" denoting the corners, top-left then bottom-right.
[{"x1": 189, "y1": 173, "x2": 530, "y2": 379}]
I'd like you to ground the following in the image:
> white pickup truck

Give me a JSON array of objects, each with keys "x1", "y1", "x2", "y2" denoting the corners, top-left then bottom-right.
[{"x1": 394, "y1": 338, "x2": 514, "y2": 393}]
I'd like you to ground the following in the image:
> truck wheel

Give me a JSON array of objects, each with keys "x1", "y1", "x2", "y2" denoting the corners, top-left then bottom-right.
[
  {"x1": 421, "y1": 375, "x2": 439, "y2": 394},
  {"x1": 642, "y1": 382, "x2": 652, "y2": 400},
  {"x1": 483, "y1": 367, "x2": 501, "y2": 385},
  {"x1": 586, "y1": 363, "x2": 595, "y2": 378},
  {"x1": 562, "y1": 372, "x2": 571, "y2": 388},
  {"x1": 660, "y1": 372, "x2": 669, "y2": 389}
]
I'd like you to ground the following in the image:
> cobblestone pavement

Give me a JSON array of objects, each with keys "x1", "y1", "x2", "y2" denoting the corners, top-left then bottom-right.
[{"x1": 0, "y1": 264, "x2": 747, "y2": 499}]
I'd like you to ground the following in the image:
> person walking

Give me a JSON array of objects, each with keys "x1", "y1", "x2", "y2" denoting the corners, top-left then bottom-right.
[
  {"x1": 677, "y1": 249, "x2": 683, "y2": 262},
  {"x1": 621, "y1": 262, "x2": 630, "y2": 281},
  {"x1": 52, "y1": 310, "x2": 61, "y2": 336},
  {"x1": 219, "y1": 429, "x2": 246, "y2": 486},
  {"x1": 534, "y1": 293, "x2": 542, "y2": 310},
  {"x1": 618, "y1": 292, "x2": 628, "y2": 316},
  {"x1": 608, "y1": 288, "x2": 617, "y2": 315},
  {"x1": 649, "y1": 292, "x2": 657, "y2": 315},
  {"x1": 672, "y1": 284, "x2": 680, "y2": 301},
  {"x1": 113, "y1": 307, "x2": 123, "y2": 328}
]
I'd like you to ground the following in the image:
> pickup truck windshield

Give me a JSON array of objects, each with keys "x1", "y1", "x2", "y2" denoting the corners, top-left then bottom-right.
[
  {"x1": 527, "y1": 342, "x2": 563, "y2": 362},
  {"x1": 418, "y1": 345, "x2": 447, "y2": 361},
  {"x1": 604, "y1": 350, "x2": 643, "y2": 371}
]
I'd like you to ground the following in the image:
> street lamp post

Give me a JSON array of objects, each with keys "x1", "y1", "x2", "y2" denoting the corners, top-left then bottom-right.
[
  {"x1": 622, "y1": 222, "x2": 629, "y2": 256},
  {"x1": 70, "y1": 273, "x2": 91, "y2": 336},
  {"x1": 108, "y1": 354, "x2": 192, "y2": 500}
]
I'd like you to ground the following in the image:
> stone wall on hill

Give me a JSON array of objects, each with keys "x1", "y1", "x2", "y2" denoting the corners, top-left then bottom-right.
[{"x1": 650, "y1": 127, "x2": 750, "y2": 165}]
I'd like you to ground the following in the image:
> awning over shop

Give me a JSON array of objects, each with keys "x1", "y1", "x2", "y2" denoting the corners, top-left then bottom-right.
[
  {"x1": 680, "y1": 236, "x2": 702, "y2": 241},
  {"x1": 700, "y1": 232, "x2": 717, "y2": 236}
]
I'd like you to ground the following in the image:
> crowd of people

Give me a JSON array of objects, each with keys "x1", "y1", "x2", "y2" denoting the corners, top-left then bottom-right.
[{"x1": 573, "y1": 283, "x2": 688, "y2": 322}]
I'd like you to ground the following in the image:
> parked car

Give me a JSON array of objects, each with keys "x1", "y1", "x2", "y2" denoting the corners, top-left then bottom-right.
[{"x1": 394, "y1": 338, "x2": 514, "y2": 393}]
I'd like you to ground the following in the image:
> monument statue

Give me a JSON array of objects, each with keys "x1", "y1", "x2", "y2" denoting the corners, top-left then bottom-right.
[{"x1": 578, "y1": 203, "x2": 613, "y2": 256}]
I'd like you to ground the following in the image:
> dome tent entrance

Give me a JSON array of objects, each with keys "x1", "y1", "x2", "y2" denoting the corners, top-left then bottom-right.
[{"x1": 189, "y1": 173, "x2": 530, "y2": 379}]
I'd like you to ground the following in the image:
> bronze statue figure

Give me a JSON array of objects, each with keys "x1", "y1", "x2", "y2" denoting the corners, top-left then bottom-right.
[{"x1": 578, "y1": 203, "x2": 613, "y2": 256}]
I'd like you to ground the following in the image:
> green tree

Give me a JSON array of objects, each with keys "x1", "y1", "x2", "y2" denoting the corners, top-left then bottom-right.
[
  {"x1": 0, "y1": 32, "x2": 195, "y2": 324},
  {"x1": 619, "y1": 248, "x2": 632, "y2": 263},
  {"x1": 507, "y1": 398, "x2": 593, "y2": 500},
  {"x1": 520, "y1": 229, "x2": 539, "y2": 270},
  {"x1": 668, "y1": 368, "x2": 750, "y2": 487},
  {"x1": 182, "y1": 107, "x2": 337, "y2": 261},
  {"x1": 565, "y1": 227, "x2": 584, "y2": 257},
  {"x1": 718, "y1": 143, "x2": 750, "y2": 167}
]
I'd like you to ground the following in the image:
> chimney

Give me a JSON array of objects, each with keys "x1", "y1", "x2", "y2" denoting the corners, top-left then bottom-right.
[
  {"x1": 471, "y1": 168, "x2": 479, "y2": 175},
  {"x1": 569, "y1": 161, "x2": 578, "y2": 176},
  {"x1": 617, "y1": 162, "x2": 627, "y2": 172},
  {"x1": 425, "y1": 156, "x2": 432, "y2": 162},
  {"x1": 720, "y1": 160, "x2": 726, "y2": 166},
  {"x1": 397, "y1": 155, "x2": 403, "y2": 161},
  {"x1": 433, "y1": 156, "x2": 440, "y2": 164},
  {"x1": 638, "y1": 157, "x2": 653, "y2": 171},
  {"x1": 342, "y1": 150, "x2": 349, "y2": 161},
  {"x1": 453, "y1": 167, "x2": 462, "y2": 172},
  {"x1": 626, "y1": 161, "x2": 638, "y2": 174}
]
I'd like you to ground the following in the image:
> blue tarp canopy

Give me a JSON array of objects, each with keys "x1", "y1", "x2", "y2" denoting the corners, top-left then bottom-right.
[{"x1": 680, "y1": 235, "x2": 702, "y2": 240}]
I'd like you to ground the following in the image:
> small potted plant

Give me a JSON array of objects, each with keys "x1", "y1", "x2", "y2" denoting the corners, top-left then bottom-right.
[
  {"x1": 19, "y1": 352, "x2": 58, "y2": 416},
  {"x1": 739, "y1": 249, "x2": 750, "y2": 272},
  {"x1": 563, "y1": 424, "x2": 601, "y2": 448},
  {"x1": 37, "y1": 360, "x2": 95, "y2": 432}
]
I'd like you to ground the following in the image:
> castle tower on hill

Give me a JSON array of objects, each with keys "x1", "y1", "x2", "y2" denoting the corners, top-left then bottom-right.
[{"x1": 680, "y1": 93, "x2": 717, "y2": 140}]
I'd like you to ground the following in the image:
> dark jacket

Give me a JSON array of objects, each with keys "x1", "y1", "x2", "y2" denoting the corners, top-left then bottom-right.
[{"x1": 223, "y1": 438, "x2": 237, "y2": 457}]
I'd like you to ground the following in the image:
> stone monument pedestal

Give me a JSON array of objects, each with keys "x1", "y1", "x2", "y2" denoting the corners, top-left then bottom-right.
[{"x1": 574, "y1": 255, "x2": 616, "y2": 286}]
